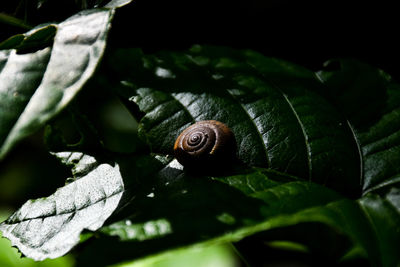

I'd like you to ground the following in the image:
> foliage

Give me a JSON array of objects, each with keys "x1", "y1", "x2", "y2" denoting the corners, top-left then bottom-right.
[{"x1": 0, "y1": 1, "x2": 399, "y2": 266}]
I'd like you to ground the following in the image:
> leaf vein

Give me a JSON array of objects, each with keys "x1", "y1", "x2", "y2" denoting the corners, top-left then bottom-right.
[
  {"x1": 2, "y1": 188, "x2": 124, "y2": 225},
  {"x1": 224, "y1": 90, "x2": 271, "y2": 167},
  {"x1": 281, "y1": 93, "x2": 312, "y2": 181}
]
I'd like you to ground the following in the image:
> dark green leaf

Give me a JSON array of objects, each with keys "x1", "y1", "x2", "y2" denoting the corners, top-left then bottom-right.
[
  {"x1": 108, "y1": 46, "x2": 360, "y2": 196},
  {"x1": 357, "y1": 183, "x2": 400, "y2": 267},
  {"x1": 0, "y1": 24, "x2": 56, "y2": 51},
  {"x1": 0, "y1": 35, "x2": 25, "y2": 50}
]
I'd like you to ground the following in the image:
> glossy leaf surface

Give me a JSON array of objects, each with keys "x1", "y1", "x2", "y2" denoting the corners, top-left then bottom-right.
[{"x1": 108, "y1": 47, "x2": 360, "y2": 196}]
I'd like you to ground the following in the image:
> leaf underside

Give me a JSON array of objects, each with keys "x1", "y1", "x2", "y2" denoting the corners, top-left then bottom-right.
[{"x1": 0, "y1": 152, "x2": 124, "y2": 260}]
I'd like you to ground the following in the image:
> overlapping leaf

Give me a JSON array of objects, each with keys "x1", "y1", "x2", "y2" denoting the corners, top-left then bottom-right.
[
  {"x1": 1, "y1": 45, "x2": 399, "y2": 267},
  {"x1": 0, "y1": 0, "x2": 132, "y2": 160}
]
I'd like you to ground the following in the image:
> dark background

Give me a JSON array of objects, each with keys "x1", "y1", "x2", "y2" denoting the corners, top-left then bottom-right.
[
  {"x1": 112, "y1": 0, "x2": 400, "y2": 77},
  {"x1": 1, "y1": 0, "x2": 399, "y2": 78}
]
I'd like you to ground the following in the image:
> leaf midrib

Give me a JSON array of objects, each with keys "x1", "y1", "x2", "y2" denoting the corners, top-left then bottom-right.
[
  {"x1": 2, "y1": 184, "x2": 123, "y2": 225},
  {"x1": 224, "y1": 89, "x2": 271, "y2": 167},
  {"x1": 280, "y1": 93, "x2": 312, "y2": 181},
  {"x1": 242, "y1": 61, "x2": 313, "y2": 180},
  {"x1": 346, "y1": 120, "x2": 364, "y2": 190}
]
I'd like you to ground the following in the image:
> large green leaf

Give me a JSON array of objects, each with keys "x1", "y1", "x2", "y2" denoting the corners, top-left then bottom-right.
[
  {"x1": 0, "y1": 0, "x2": 132, "y2": 160},
  {"x1": 107, "y1": 46, "x2": 360, "y2": 197}
]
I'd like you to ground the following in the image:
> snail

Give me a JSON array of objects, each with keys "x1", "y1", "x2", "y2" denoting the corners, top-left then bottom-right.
[{"x1": 174, "y1": 120, "x2": 236, "y2": 169}]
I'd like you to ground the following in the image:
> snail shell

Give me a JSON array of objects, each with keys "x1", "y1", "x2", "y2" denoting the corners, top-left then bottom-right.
[{"x1": 174, "y1": 120, "x2": 236, "y2": 168}]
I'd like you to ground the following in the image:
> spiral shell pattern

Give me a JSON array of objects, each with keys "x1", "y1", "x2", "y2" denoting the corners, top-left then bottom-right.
[{"x1": 174, "y1": 120, "x2": 236, "y2": 168}]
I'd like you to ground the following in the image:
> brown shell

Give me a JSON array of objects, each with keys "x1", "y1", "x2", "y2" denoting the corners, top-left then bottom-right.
[{"x1": 173, "y1": 120, "x2": 236, "y2": 168}]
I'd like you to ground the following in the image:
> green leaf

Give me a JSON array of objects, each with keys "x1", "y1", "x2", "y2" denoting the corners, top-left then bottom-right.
[
  {"x1": 0, "y1": 35, "x2": 25, "y2": 50},
  {"x1": 107, "y1": 46, "x2": 360, "y2": 197},
  {"x1": 0, "y1": 0, "x2": 133, "y2": 160},
  {"x1": 0, "y1": 24, "x2": 56, "y2": 50},
  {"x1": 316, "y1": 59, "x2": 400, "y2": 193},
  {"x1": 110, "y1": 244, "x2": 238, "y2": 267}
]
